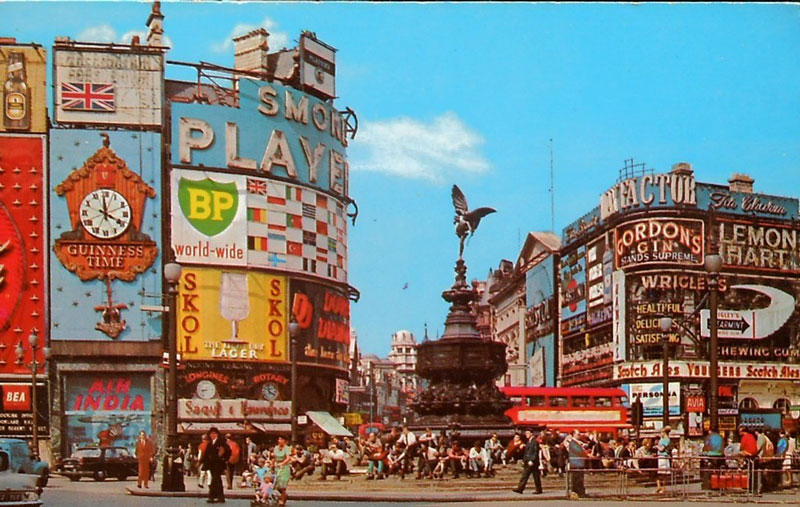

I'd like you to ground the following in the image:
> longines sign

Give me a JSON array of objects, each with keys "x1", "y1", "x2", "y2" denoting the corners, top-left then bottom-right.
[{"x1": 614, "y1": 361, "x2": 800, "y2": 381}]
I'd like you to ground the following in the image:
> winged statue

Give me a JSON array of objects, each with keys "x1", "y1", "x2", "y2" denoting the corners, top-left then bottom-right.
[{"x1": 452, "y1": 185, "x2": 496, "y2": 259}]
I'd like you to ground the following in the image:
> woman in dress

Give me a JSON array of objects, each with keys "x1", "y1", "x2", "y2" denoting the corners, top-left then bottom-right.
[
  {"x1": 273, "y1": 436, "x2": 292, "y2": 506},
  {"x1": 656, "y1": 426, "x2": 672, "y2": 494}
]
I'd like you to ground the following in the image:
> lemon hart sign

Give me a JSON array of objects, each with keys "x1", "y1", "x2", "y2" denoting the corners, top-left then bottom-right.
[{"x1": 52, "y1": 132, "x2": 159, "y2": 339}]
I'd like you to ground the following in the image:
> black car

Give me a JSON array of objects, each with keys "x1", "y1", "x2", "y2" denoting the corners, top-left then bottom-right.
[{"x1": 59, "y1": 447, "x2": 137, "y2": 482}]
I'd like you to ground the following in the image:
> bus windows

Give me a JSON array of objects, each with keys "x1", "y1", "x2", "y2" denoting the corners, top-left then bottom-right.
[
  {"x1": 595, "y1": 396, "x2": 612, "y2": 407},
  {"x1": 526, "y1": 396, "x2": 546, "y2": 407},
  {"x1": 573, "y1": 396, "x2": 590, "y2": 407},
  {"x1": 550, "y1": 396, "x2": 568, "y2": 407}
]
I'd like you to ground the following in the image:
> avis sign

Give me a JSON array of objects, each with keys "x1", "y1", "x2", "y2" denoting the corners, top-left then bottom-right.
[{"x1": 171, "y1": 170, "x2": 246, "y2": 266}]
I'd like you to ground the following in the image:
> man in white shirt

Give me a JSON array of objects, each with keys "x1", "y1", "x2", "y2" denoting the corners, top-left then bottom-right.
[
  {"x1": 469, "y1": 440, "x2": 490, "y2": 477},
  {"x1": 398, "y1": 426, "x2": 417, "y2": 476},
  {"x1": 320, "y1": 443, "x2": 347, "y2": 480}
]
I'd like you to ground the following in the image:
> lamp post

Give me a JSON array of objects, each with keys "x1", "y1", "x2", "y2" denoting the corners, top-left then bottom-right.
[
  {"x1": 658, "y1": 317, "x2": 673, "y2": 430},
  {"x1": 15, "y1": 332, "x2": 48, "y2": 461},
  {"x1": 289, "y1": 320, "x2": 300, "y2": 444},
  {"x1": 704, "y1": 254, "x2": 722, "y2": 433},
  {"x1": 162, "y1": 262, "x2": 182, "y2": 492}
]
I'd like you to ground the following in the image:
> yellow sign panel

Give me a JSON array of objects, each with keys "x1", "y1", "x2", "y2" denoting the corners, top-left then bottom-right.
[
  {"x1": 343, "y1": 413, "x2": 363, "y2": 426},
  {"x1": 0, "y1": 44, "x2": 47, "y2": 133},
  {"x1": 178, "y1": 267, "x2": 287, "y2": 362}
]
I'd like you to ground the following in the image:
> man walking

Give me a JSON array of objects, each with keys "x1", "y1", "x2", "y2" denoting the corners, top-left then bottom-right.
[
  {"x1": 202, "y1": 427, "x2": 231, "y2": 504},
  {"x1": 224, "y1": 434, "x2": 240, "y2": 490},
  {"x1": 135, "y1": 431, "x2": 155, "y2": 489},
  {"x1": 512, "y1": 429, "x2": 542, "y2": 495}
]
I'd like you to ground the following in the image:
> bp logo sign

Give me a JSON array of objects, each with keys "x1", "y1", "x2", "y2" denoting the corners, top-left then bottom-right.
[{"x1": 178, "y1": 177, "x2": 239, "y2": 237}]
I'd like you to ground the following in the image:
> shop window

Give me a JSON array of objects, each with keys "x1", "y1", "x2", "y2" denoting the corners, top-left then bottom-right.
[
  {"x1": 739, "y1": 397, "x2": 759, "y2": 410},
  {"x1": 773, "y1": 398, "x2": 791, "y2": 415}
]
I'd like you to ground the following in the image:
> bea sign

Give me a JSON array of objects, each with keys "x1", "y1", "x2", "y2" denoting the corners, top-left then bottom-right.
[{"x1": 1, "y1": 384, "x2": 30, "y2": 411}]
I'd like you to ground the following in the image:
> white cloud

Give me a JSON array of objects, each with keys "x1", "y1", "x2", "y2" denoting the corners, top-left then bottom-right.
[
  {"x1": 350, "y1": 112, "x2": 492, "y2": 183},
  {"x1": 211, "y1": 17, "x2": 290, "y2": 54},
  {"x1": 75, "y1": 25, "x2": 172, "y2": 47}
]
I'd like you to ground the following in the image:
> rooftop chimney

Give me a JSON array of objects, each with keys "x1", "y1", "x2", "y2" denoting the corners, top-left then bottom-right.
[
  {"x1": 670, "y1": 162, "x2": 693, "y2": 175},
  {"x1": 146, "y1": 1, "x2": 165, "y2": 47},
  {"x1": 0, "y1": 37, "x2": 16, "y2": 45},
  {"x1": 729, "y1": 173, "x2": 754, "y2": 194},
  {"x1": 234, "y1": 29, "x2": 269, "y2": 76}
]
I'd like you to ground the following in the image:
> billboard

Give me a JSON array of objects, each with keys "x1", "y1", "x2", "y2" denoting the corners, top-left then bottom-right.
[
  {"x1": 614, "y1": 218, "x2": 704, "y2": 269},
  {"x1": 559, "y1": 245, "x2": 586, "y2": 335},
  {"x1": 0, "y1": 44, "x2": 47, "y2": 133},
  {"x1": 177, "y1": 267, "x2": 288, "y2": 362},
  {"x1": 64, "y1": 373, "x2": 152, "y2": 455},
  {"x1": 586, "y1": 233, "x2": 614, "y2": 325},
  {"x1": 53, "y1": 46, "x2": 163, "y2": 127},
  {"x1": 171, "y1": 169, "x2": 348, "y2": 283},
  {"x1": 624, "y1": 382, "x2": 680, "y2": 416},
  {"x1": 49, "y1": 129, "x2": 162, "y2": 341},
  {"x1": 697, "y1": 183, "x2": 798, "y2": 220},
  {"x1": 289, "y1": 280, "x2": 350, "y2": 371},
  {"x1": 299, "y1": 32, "x2": 336, "y2": 100},
  {"x1": 0, "y1": 383, "x2": 48, "y2": 438},
  {"x1": 179, "y1": 361, "x2": 291, "y2": 402},
  {"x1": 716, "y1": 218, "x2": 800, "y2": 274},
  {"x1": 562, "y1": 206, "x2": 601, "y2": 247},
  {"x1": 0, "y1": 135, "x2": 46, "y2": 373},
  {"x1": 600, "y1": 170, "x2": 696, "y2": 220},
  {"x1": 170, "y1": 78, "x2": 349, "y2": 198}
]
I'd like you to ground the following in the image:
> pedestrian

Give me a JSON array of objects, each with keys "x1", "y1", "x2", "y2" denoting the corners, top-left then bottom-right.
[
  {"x1": 185, "y1": 443, "x2": 196, "y2": 477},
  {"x1": 565, "y1": 431, "x2": 588, "y2": 499},
  {"x1": 655, "y1": 426, "x2": 672, "y2": 494},
  {"x1": 135, "y1": 430, "x2": 155, "y2": 489},
  {"x1": 197, "y1": 435, "x2": 211, "y2": 488},
  {"x1": 223, "y1": 433, "x2": 240, "y2": 489},
  {"x1": 273, "y1": 436, "x2": 292, "y2": 507},
  {"x1": 201, "y1": 427, "x2": 231, "y2": 504},
  {"x1": 512, "y1": 429, "x2": 542, "y2": 495}
]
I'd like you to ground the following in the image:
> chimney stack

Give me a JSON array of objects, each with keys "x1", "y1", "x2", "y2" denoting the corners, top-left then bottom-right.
[
  {"x1": 146, "y1": 1, "x2": 165, "y2": 47},
  {"x1": 729, "y1": 173, "x2": 754, "y2": 194},
  {"x1": 670, "y1": 162, "x2": 693, "y2": 175},
  {"x1": 234, "y1": 29, "x2": 270, "y2": 76}
]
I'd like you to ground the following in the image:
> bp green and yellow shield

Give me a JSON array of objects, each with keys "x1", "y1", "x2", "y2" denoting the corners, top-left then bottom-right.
[{"x1": 178, "y1": 177, "x2": 239, "y2": 237}]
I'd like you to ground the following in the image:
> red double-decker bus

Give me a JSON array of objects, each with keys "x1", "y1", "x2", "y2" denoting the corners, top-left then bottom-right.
[{"x1": 501, "y1": 387, "x2": 631, "y2": 437}]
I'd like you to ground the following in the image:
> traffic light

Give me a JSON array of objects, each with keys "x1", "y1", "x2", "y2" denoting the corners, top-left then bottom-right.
[{"x1": 631, "y1": 398, "x2": 644, "y2": 427}]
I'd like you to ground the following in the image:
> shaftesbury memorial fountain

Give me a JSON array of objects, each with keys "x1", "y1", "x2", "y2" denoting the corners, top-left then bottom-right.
[{"x1": 412, "y1": 185, "x2": 512, "y2": 432}]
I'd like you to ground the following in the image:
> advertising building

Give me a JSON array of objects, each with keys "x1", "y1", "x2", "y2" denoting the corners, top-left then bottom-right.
[
  {"x1": 559, "y1": 161, "x2": 800, "y2": 436},
  {"x1": 0, "y1": 38, "x2": 49, "y2": 460},
  {"x1": 167, "y1": 29, "x2": 357, "y2": 443},
  {"x1": 47, "y1": 22, "x2": 169, "y2": 459}
]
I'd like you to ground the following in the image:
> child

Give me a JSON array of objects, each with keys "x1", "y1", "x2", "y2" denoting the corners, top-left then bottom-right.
[{"x1": 254, "y1": 474, "x2": 275, "y2": 504}]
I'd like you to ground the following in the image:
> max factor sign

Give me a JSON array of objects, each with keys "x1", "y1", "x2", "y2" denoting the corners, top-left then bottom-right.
[{"x1": 600, "y1": 171, "x2": 696, "y2": 220}]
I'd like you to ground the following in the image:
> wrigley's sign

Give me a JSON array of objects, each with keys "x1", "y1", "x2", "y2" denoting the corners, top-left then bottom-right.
[{"x1": 614, "y1": 361, "x2": 800, "y2": 381}]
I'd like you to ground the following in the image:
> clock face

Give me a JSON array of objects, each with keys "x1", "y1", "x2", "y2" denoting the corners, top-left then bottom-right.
[
  {"x1": 262, "y1": 383, "x2": 279, "y2": 401},
  {"x1": 196, "y1": 380, "x2": 217, "y2": 400},
  {"x1": 79, "y1": 189, "x2": 132, "y2": 239}
]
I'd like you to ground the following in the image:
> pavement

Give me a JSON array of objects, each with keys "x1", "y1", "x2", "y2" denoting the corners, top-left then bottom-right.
[{"x1": 123, "y1": 465, "x2": 800, "y2": 503}]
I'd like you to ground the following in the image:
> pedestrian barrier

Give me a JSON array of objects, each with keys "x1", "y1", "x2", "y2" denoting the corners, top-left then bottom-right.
[{"x1": 564, "y1": 454, "x2": 800, "y2": 500}]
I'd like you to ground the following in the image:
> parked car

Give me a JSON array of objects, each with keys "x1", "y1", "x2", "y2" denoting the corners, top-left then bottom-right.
[
  {"x1": 59, "y1": 446, "x2": 137, "y2": 482},
  {"x1": 0, "y1": 451, "x2": 42, "y2": 507},
  {"x1": 0, "y1": 439, "x2": 48, "y2": 488}
]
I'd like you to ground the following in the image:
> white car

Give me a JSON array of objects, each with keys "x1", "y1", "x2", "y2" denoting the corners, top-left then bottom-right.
[{"x1": 0, "y1": 451, "x2": 41, "y2": 507}]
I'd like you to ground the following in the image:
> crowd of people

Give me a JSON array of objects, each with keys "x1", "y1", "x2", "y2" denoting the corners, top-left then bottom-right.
[{"x1": 171, "y1": 425, "x2": 799, "y2": 503}]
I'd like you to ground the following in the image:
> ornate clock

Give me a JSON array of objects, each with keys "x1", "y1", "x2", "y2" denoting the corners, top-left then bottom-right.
[
  {"x1": 79, "y1": 189, "x2": 132, "y2": 239},
  {"x1": 261, "y1": 382, "x2": 280, "y2": 401},
  {"x1": 196, "y1": 380, "x2": 217, "y2": 400}
]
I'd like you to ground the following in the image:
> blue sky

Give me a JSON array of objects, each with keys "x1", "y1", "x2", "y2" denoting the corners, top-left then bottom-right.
[{"x1": 3, "y1": 2, "x2": 800, "y2": 357}]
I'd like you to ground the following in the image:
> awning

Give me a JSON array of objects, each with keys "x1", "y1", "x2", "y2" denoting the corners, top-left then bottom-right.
[
  {"x1": 250, "y1": 422, "x2": 292, "y2": 434},
  {"x1": 306, "y1": 411, "x2": 353, "y2": 438},
  {"x1": 178, "y1": 422, "x2": 257, "y2": 434}
]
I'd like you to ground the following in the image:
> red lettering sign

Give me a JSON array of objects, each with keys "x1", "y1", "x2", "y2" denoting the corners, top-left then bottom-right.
[
  {"x1": 2, "y1": 384, "x2": 30, "y2": 411},
  {"x1": 686, "y1": 395, "x2": 706, "y2": 413}
]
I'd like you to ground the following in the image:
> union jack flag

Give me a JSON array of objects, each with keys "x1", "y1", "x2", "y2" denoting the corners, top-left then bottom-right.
[
  {"x1": 247, "y1": 178, "x2": 268, "y2": 195},
  {"x1": 61, "y1": 82, "x2": 115, "y2": 111}
]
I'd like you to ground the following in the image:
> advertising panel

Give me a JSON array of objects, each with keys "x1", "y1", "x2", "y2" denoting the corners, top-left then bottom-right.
[
  {"x1": 614, "y1": 218, "x2": 704, "y2": 269},
  {"x1": 0, "y1": 384, "x2": 48, "y2": 438},
  {"x1": 299, "y1": 33, "x2": 336, "y2": 100},
  {"x1": 600, "y1": 170, "x2": 696, "y2": 220},
  {"x1": 171, "y1": 78, "x2": 349, "y2": 198},
  {"x1": 64, "y1": 373, "x2": 152, "y2": 455},
  {"x1": 614, "y1": 360, "x2": 800, "y2": 381},
  {"x1": 177, "y1": 267, "x2": 287, "y2": 362},
  {"x1": 562, "y1": 206, "x2": 601, "y2": 247},
  {"x1": 560, "y1": 246, "x2": 586, "y2": 335},
  {"x1": 624, "y1": 382, "x2": 680, "y2": 416},
  {"x1": 697, "y1": 183, "x2": 798, "y2": 220},
  {"x1": 525, "y1": 257, "x2": 555, "y2": 341},
  {"x1": 53, "y1": 47, "x2": 163, "y2": 127},
  {"x1": 586, "y1": 233, "x2": 614, "y2": 325},
  {"x1": 171, "y1": 169, "x2": 348, "y2": 282},
  {"x1": 0, "y1": 135, "x2": 46, "y2": 373},
  {"x1": 334, "y1": 378, "x2": 349, "y2": 405},
  {"x1": 717, "y1": 218, "x2": 800, "y2": 274},
  {"x1": 1, "y1": 44, "x2": 47, "y2": 133},
  {"x1": 612, "y1": 270, "x2": 626, "y2": 361},
  {"x1": 179, "y1": 361, "x2": 291, "y2": 402},
  {"x1": 289, "y1": 280, "x2": 350, "y2": 371},
  {"x1": 49, "y1": 129, "x2": 161, "y2": 341},
  {"x1": 178, "y1": 399, "x2": 290, "y2": 421}
]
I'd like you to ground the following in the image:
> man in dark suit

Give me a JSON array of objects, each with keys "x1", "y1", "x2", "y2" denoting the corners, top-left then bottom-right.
[
  {"x1": 201, "y1": 427, "x2": 231, "y2": 504},
  {"x1": 513, "y1": 429, "x2": 542, "y2": 495}
]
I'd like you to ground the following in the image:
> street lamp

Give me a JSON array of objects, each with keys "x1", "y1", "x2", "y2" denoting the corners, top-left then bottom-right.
[
  {"x1": 288, "y1": 319, "x2": 300, "y2": 444},
  {"x1": 658, "y1": 317, "x2": 673, "y2": 430},
  {"x1": 162, "y1": 262, "x2": 182, "y2": 492},
  {"x1": 704, "y1": 254, "x2": 722, "y2": 433},
  {"x1": 15, "y1": 332, "x2": 48, "y2": 461}
]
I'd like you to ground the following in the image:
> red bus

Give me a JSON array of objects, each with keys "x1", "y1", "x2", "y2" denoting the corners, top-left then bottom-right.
[{"x1": 501, "y1": 387, "x2": 631, "y2": 437}]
